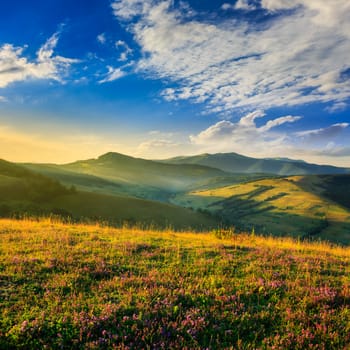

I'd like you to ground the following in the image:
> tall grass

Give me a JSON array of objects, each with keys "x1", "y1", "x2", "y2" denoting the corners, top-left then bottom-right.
[{"x1": 0, "y1": 218, "x2": 349, "y2": 349}]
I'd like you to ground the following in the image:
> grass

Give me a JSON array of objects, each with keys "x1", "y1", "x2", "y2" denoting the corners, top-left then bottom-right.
[
  {"x1": 49, "y1": 190, "x2": 217, "y2": 229},
  {"x1": 0, "y1": 159, "x2": 218, "y2": 230},
  {"x1": 0, "y1": 218, "x2": 349, "y2": 349},
  {"x1": 191, "y1": 176, "x2": 350, "y2": 243}
]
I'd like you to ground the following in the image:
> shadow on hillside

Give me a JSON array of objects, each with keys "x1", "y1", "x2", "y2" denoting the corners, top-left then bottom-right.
[
  {"x1": 293, "y1": 175, "x2": 350, "y2": 210},
  {"x1": 207, "y1": 187, "x2": 350, "y2": 244}
]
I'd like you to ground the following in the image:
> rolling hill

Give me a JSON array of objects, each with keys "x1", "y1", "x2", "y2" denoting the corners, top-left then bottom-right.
[
  {"x1": 24, "y1": 152, "x2": 259, "y2": 202},
  {"x1": 63, "y1": 152, "x2": 230, "y2": 191},
  {"x1": 183, "y1": 175, "x2": 350, "y2": 244},
  {"x1": 0, "y1": 159, "x2": 217, "y2": 229},
  {"x1": 164, "y1": 152, "x2": 350, "y2": 175},
  {"x1": 0, "y1": 159, "x2": 73, "y2": 216},
  {"x1": 2, "y1": 152, "x2": 350, "y2": 243}
]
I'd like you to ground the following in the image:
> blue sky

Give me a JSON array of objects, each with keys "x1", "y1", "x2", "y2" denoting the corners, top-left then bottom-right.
[{"x1": 0, "y1": 0, "x2": 349, "y2": 165}]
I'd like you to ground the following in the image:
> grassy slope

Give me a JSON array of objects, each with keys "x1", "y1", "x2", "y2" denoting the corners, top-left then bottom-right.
[
  {"x1": 22, "y1": 163, "x2": 168, "y2": 201},
  {"x1": 0, "y1": 218, "x2": 349, "y2": 349},
  {"x1": 23, "y1": 153, "x2": 246, "y2": 202},
  {"x1": 24, "y1": 162, "x2": 268, "y2": 203},
  {"x1": 190, "y1": 175, "x2": 350, "y2": 244},
  {"x1": 0, "y1": 159, "x2": 72, "y2": 210},
  {"x1": 0, "y1": 159, "x2": 217, "y2": 229},
  {"x1": 164, "y1": 152, "x2": 349, "y2": 175},
  {"x1": 49, "y1": 191, "x2": 217, "y2": 229}
]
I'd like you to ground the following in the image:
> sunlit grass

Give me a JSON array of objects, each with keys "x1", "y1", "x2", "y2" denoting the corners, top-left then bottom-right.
[
  {"x1": 190, "y1": 176, "x2": 350, "y2": 242},
  {"x1": 1, "y1": 218, "x2": 350, "y2": 349}
]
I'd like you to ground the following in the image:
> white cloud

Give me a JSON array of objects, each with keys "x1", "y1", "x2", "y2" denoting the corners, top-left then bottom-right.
[
  {"x1": 234, "y1": 0, "x2": 257, "y2": 10},
  {"x1": 136, "y1": 138, "x2": 185, "y2": 158},
  {"x1": 325, "y1": 101, "x2": 347, "y2": 113},
  {"x1": 260, "y1": 0, "x2": 297, "y2": 11},
  {"x1": 190, "y1": 111, "x2": 301, "y2": 157},
  {"x1": 191, "y1": 120, "x2": 236, "y2": 143},
  {"x1": 116, "y1": 40, "x2": 133, "y2": 62},
  {"x1": 222, "y1": 1, "x2": 256, "y2": 11},
  {"x1": 116, "y1": 40, "x2": 126, "y2": 47},
  {"x1": 221, "y1": 3, "x2": 234, "y2": 11},
  {"x1": 0, "y1": 32, "x2": 78, "y2": 88},
  {"x1": 99, "y1": 66, "x2": 126, "y2": 83},
  {"x1": 188, "y1": 111, "x2": 350, "y2": 164},
  {"x1": 97, "y1": 33, "x2": 107, "y2": 44},
  {"x1": 112, "y1": 0, "x2": 350, "y2": 114},
  {"x1": 138, "y1": 138, "x2": 179, "y2": 151},
  {"x1": 259, "y1": 115, "x2": 301, "y2": 132},
  {"x1": 319, "y1": 144, "x2": 350, "y2": 157},
  {"x1": 111, "y1": 0, "x2": 147, "y2": 20}
]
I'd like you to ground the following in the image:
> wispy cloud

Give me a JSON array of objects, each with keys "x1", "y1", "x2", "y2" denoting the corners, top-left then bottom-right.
[
  {"x1": 136, "y1": 138, "x2": 187, "y2": 159},
  {"x1": 99, "y1": 66, "x2": 127, "y2": 83},
  {"x1": 295, "y1": 123, "x2": 349, "y2": 141},
  {"x1": 222, "y1": 1, "x2": 257, "y2": 11},
  {"x1": 137, "y1": 139, "x2": 179, "y2": 152},
  {"x1": 261, "y1": 0, "x2": 298, "y2": 11},
  {"x1": 115, "y1": 40, "x2": 133, "y2": 62},
  {"x1": 0, "y1": 32, "x2": 78, "y2": 88},
  {"x1": 112, "y1": 0, "x2": 350, "y2": 114},
  {"x1": 325, "y1": 101, "x2": 347, "y2": 114}
]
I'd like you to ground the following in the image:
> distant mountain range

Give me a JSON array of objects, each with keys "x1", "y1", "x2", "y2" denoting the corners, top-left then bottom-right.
[
  {"x1": 21, "y1": 151, "x2": 350, "y2": 202},
  {"x1": 163, "y1": 152, "x2": 350, "y2": 175},
  {"x1": 1, "y1": 151, "x2": 350, "y2": 242}
]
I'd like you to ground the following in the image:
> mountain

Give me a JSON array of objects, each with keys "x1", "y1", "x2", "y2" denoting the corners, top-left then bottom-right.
[
  {"x1": 62, "y1": 152, "x2": 229, "y2": 190},
  {"x1": 24, "y1": 152, "x2": 247, "y2": 200},
  {"x1": 0, "y1": 159, "x2": 217, "y2": 229},
  {"x1": 163, "y1": 152, "x2": 350, "y2": 175},
  {"x1": 2, "y1": 152, "x2": 350, "y2": 243}
]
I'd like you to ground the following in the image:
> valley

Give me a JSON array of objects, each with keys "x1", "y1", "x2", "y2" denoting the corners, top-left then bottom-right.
[{"x1": 1, "y1": 151, "x2": 350, "y2": 244}]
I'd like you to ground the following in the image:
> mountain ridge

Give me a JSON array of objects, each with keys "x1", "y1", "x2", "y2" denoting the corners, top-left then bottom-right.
[{"x1": 162, "y1": 152, "x2": 350, "y2": 175}]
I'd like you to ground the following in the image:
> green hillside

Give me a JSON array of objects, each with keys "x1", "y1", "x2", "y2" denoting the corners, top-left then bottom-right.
[
  {"x1": 0, "y1": 159, "x2": 217, "y2": 229},
  {"x1": 184, "y1": 175, "x2": 350, "y2": 244},
  {"x1": 62, "y1": 152, "x2": 231, "y2": 191},
  {"x1": 22, "y1": 163, "x2": 160, "y2": 200},
  {"x1": 24, "y1": 161, "x2": 270, "y2": 203},
  {"x1": 4, "y1": 154, "x2": 350, "y2": 243},
  {"x1": 0, "y1": 159, "x2": 73, "y2": 217},
  {"x1": 164, "y1": 152, "x2": 350, "y2": 175},
  {"x1": 49, "y1": 191, "x2": 217, "y2": 229},
  {"x1": 22, "y1": 153, "x2": 274, "y2": 204}
]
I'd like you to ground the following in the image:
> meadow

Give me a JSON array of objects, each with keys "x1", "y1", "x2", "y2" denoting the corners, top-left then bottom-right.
[
  {"x1": 186, "y1": 175, "x2": 350, "y2": 244},
  {"x1": 1, "y1": 218, "x2": 349, "y2": 349}
]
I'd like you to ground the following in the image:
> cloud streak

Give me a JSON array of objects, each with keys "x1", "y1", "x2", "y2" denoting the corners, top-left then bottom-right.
[
  {"x1": 295, "y1": 123, "x2": 349, "y2": 142},
  {"x1": 112, "y1": 0, "x2": 350, "y2": 114},
  {"x1": 99, "y1": 66, "x2": 126, "y2": 83}
]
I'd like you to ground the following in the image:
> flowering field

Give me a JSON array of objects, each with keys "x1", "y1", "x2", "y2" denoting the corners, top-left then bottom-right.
[{"x1": 0, "y1": 219, "x2": 349, "y2": 349}]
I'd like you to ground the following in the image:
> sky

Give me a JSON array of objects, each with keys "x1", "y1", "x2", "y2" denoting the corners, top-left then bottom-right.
[{"x1": 0, "y1": 0, "x2": 349, "y2": 166}]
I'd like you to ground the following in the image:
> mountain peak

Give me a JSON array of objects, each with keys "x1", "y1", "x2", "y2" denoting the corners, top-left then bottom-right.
[{"x1": 98, "y1": 152, "x2": 134, "y2": 161}]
